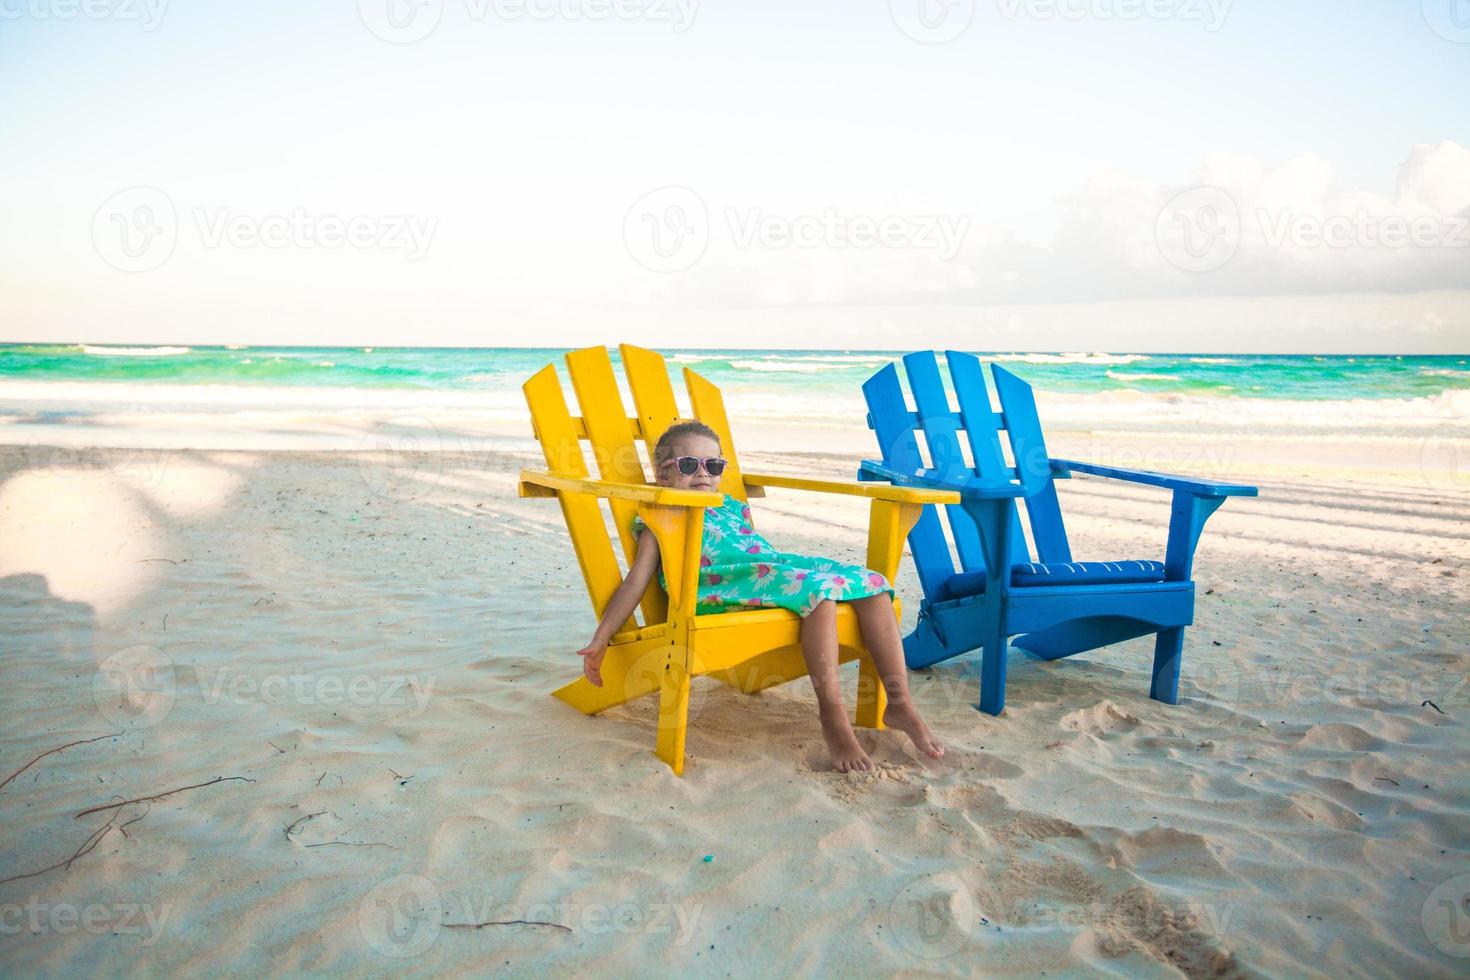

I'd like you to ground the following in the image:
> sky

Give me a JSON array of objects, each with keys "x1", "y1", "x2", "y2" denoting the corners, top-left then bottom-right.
[{"x1": 1, "y1": 0, "x2": 1467, "y2": 352}]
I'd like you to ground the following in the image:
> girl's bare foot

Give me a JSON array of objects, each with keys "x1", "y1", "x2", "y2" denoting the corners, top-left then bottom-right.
[
  {"x1": 819, "y1": 705, "x2": 874, "y2": 773},
  {"x1": 883, "y1": 700, "x2": 944, "y2": 759}
]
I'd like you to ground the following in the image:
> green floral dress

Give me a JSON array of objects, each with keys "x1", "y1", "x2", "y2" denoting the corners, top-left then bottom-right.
[{"x1": 633, "y1": 493, "x2": 894, "y2": 618}]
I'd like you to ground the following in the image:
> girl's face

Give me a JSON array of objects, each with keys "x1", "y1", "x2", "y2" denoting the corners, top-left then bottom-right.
[{"x1": 655, "y1": 433, "x2": 723, "y2": 492}]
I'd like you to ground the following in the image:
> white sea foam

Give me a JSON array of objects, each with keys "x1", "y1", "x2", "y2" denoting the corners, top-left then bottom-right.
[
  {"x1": 746, "y1": 354, "x2": 897, "y2": 366},
  {"x1": 728, "y1": 360, "x2": 846, "y2": 374},
  {"x1": 732, "y1": 384, "x2": 1470, "y2": 429},
  {"x1": 990, "y1": 352, "x2": 1148, "y2": 365},
  {"x1": 0, "y1": 379, "x2": 525, "y2": 415},
  {"x1": 1106, "y1": 371, "x2": 1178, "y2": 382},
  {"x1": 2, "y1": 377, "x2": 1466, "y2": 451},
  {"x1": 81, "y1": 345, "x2": 192, "y2": 357}
]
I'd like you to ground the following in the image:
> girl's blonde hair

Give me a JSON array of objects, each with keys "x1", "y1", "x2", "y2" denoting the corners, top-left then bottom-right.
[{"x1": 653, "y1": 420, "x2": 721, "y2": 467}]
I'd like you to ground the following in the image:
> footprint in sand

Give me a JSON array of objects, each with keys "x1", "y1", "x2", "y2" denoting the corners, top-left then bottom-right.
[
  {"x1": 1295, "y1": 722, "x2": 1383, "y2": 752},
  {"x1": 1060, "y1": 700, "x2": 1148, "y2": 738},
  {"x1": 1107, "y1": 826, "x2": 1227, "y2": 878}
]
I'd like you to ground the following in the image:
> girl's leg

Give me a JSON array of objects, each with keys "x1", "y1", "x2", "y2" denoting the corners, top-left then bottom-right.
[
  {"x1": 801, "y1": 599, "x2": 874, "y2": 773},
  {"x1": 851, "y1": 594, "x2": 944, "y2": 758}
]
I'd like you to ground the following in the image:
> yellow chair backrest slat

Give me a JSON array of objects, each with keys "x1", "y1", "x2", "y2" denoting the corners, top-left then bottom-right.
[
  {"x1": 620, "y1": 343, "x2": 682, "y2": 460},
  {"x1": 523, "y1": 364, "x2": 628, "y2": 625},
  {"x1": 566, "y1": 347, "x2": 645, "y2": 554},
  {"x1": 685, "y1": 368, "x2": 748, "y2": 502},
  {"x1": 563, "y1": 346, "x2": 673, "y2": 625}
]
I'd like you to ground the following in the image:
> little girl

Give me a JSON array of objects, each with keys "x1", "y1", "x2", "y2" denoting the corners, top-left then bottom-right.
[{"x1": 577, "y1": 420, "x2": 943, "y2": 773}]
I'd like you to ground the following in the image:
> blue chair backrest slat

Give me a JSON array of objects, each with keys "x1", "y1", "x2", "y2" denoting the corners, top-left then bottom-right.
[
  {"x1": 862, "y1": 362, "x2": 956, "y2": 596},
  {"x1": 901, "y1": 351, "x2": 987, "y2": 574},
  {"x1": 946, "y1": 351, "x2": 1032, "y2": 566},
  {"x1": 990, "y1": 364, "x2": 1072, "y2": 563}
]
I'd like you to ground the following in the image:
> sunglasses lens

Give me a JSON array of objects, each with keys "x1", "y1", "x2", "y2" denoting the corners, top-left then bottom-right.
[
  {"x1": 677, "y1": 457, "x2": 700, "y2": 476},
  {"x1": 705, "y1": 458, "x2": 727, "y2": 476}
]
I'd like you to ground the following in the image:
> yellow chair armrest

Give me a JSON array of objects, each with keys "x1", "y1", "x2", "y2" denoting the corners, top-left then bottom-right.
[
  {"x1": 518, "y1": 470, "x2": 723, "y2": 507},
  {"x1": 742, "y1": 471, "x2": 958, "y2": 505}
]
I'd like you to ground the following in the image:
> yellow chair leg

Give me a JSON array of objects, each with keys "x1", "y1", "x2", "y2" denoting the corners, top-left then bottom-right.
[
  {"x1": 550, "y1": 635, "x2": 669, "y2": 715},
  {"x1": 653, "y1": 658, "x2": 692, "y2": 775},
  {"x1": 855, "y1": 654, "x2": 887, "y2": 730}
]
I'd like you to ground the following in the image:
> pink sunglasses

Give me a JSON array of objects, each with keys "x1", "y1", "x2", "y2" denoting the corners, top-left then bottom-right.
[{"x1": 659, "y1": 455, "x2": 728, "y2": 477}]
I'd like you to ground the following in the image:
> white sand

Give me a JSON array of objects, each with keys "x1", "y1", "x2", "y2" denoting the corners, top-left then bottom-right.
[{"x1": 0, "y1": 433, "x2": 1467, "y2": 977}]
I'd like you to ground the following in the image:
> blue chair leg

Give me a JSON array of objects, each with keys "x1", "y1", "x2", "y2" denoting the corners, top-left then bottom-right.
[
  {"x1": 978, "y1": 635, "x2": 1008, "y2": 715},
  {"x1": 1150, "y1": 627, "x2": 1185, "y2": 704}
]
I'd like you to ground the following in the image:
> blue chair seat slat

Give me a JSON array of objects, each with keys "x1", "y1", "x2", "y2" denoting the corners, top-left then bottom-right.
[{"x1": 938, "y1": 559, "x2": 1166, "y2": 600}]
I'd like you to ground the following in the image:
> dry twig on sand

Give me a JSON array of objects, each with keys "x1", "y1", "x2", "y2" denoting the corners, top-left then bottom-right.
[
  {"x1": 284, "y1": 810, "x2": 328, "y2": 841},
  {"x1": 0, "y1": 732, "x2": 121, "y2": 792},
  {"x1": 0, "y1": 807, "x2": 149, "y2": 886},
  {"x1": 444, "y1": 919, "x2": 572, "y2": 933},
  {"x1": 74, "y1": 775, "x2": 256, "y2": 819}
]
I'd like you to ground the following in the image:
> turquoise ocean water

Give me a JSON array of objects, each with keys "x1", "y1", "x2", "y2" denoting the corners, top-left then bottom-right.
[
  {"x1": 3, "y1": 343, "x2": 1467, "y2": 400},
  {"x1": 2, "y1": 344, "x2": 1467, "y2": 441}
]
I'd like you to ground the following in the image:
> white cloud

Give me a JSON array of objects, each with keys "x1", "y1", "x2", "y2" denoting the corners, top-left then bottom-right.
[{"x1": 633, "y1": 141, "x2": 1470, "y2": 310}]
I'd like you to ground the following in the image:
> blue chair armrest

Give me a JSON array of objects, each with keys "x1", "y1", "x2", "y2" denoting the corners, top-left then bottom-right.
[
  {"x1": 1049, "y1": 459, "x2": 1257, "y2": 498},
  {"x1": 858, "y1": 459, "x2": 1029, "y2": 499}
]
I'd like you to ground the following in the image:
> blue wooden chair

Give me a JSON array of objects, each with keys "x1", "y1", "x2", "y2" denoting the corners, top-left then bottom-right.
[{"x1": 857, "y1": 351, "x2": 1257, "y2": 715}]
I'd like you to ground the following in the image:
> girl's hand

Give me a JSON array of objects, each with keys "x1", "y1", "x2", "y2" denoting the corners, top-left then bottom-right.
[{"x1": 577, "y1": 639, "x2": 608, "y2": 687}]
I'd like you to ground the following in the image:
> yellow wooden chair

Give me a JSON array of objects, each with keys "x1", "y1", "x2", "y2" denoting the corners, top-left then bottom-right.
[{"x1": 517, "y1": 344, "x2": 958, "y2": 775}]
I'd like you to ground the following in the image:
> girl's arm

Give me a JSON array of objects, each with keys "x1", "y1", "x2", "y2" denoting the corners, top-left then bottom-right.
[{"x1": 576, "y1": 527, "x2": 661, "y2": 686}]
